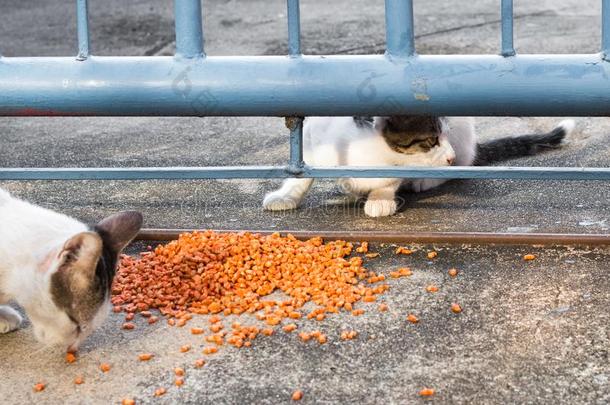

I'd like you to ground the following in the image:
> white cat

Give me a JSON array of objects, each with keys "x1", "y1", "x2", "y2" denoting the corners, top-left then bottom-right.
[
  {"x1": 0, "y1": 188, "x2": 142, "y2": 351},
  {"x1": 263, "y1": 116, "x2": 574, "y2": 217}
]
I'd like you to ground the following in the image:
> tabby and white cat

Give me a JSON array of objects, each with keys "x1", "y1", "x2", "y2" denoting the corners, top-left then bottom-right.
[
  {"x1": 0, "y1": 188, "x2": 142, "y2": 351},
  {"x1": 263, "y1": 116, "x2": 574, "y2": 217}
]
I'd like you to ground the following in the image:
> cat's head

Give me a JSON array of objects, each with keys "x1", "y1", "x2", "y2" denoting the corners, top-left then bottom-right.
[
  {"x1": 376, "y1": 115, "x2": 455, "y2": 166},
  {"x1": 27, "y1": 211, "x2": 142, "y2": 351}
]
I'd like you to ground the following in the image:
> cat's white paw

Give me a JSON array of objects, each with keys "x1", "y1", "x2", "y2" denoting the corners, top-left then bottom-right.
[
  {"x1": 263, "y1": 192, "x2": 299, "y2": 211},
  {"x1": 364, "y1": 199, "x2": 397, "y2": 217},
  {"x1": 0, "y1": 306, "x2": 22, "y2": 333}
]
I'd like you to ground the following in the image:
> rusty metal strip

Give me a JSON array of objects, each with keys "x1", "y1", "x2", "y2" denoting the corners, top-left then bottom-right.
[{"x1": 136, "y1": 229, "x2": 610, "y2": 246}]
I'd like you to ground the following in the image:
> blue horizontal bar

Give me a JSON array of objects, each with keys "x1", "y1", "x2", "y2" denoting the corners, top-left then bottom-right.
[
  {"x1": 0, "y1": 166, "x2": 609, "y2": 180},
  {"x1": 1, "y1": 54, "x2": 610, "y2": 116}
]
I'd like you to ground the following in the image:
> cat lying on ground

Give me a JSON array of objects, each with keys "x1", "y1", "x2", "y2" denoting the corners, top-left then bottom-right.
[
  {"x1": 0, "y1": 188, "x2": 142, "y2": 351},
  {"x1": 263, "y1": 116, "x2": 574, "y2": 217}
]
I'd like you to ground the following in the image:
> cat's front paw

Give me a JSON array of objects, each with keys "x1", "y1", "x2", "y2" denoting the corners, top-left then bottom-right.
[
  {"x1": 0, "y1": 306, "x2": 22, "y2": 334},
  {"x1": 364, "y1": 199, "x2": 397, "y2": 217},
  {"x1": 263, "y1": 192, "x2": 299, "y2": 211}
]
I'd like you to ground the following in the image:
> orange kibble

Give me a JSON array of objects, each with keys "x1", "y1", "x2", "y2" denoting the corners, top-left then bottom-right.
[
  {"x1": 298, "y1": 332, "x2": 311, "y2": 341},
  {"x1": 451, "y1": 303, "x2": 462, "y2": 313},
  {"x1": 523, "y1": 254, "x2": 536, "y2": 261},
  {"x1": 399, "y1": 268, "x2": 412, "y2": 276},
  {"x1": 209, "y1": 315, "x2": 221, "y2": 324},
  {"x1": 168, "y1": 318, "x2": 176, "y2": 326},
  {"x1": 352, "y1": 309, "x2": 364, "y2": 316},
  {"x1": 365, "y1": 253, "x2": 380, "y2": 258},
  {"x1": 265, "y1": 316, "x2": 281, "y2": 326},
  {"x1": 419, "y1": 388, "x2": 435, "y2": 397},
  {"x1": 122, "y1": 399, "x2": 136, "y2": 405},
  {"x1": 292, "y1": 390, "x2": 304, "y2": 401},
  {"x1": 315, "y1": 313, "x2": 326, "y2": 321},
  {"x1": 363, "y1": 295, "x2": 376, "y2": 303},
  {"x1": 356, "y1": 241, "x2": 369, "y2": 253},
  {"x1": 140, "y1": 311, "x2": 152, "y2": 318},
  {"x1": 448, "y1": 268, "x2": 458, "y2": 277},
  {"x1": 407, "y1": 314, "x2": 419, "y2": 324},
  {"x1": 426, "y1": 285, "x2": 439, "y2": 293},
  {"x1": 289, "y1": 312, "x2": 302, "y2": 319},
  {"x1": 148, "y1": 316, "x2": 158, "y2": 324},
  {"x1": 138, "y1": 353, "x2": 154, "y2": 361},
  {"x1": 33, "y1": 383, "x2": 46, "y2": 392},
  {"x1": 427, "y1": 251, "x2": 438, "y2": 259},
  {"x1": 122, "y1": 322, "x2": 135, "y2": 330},
  {"x1": 191, "y1": 327, "x2": 204, "y2": 335},
  {"x1": 66, "y1": 352, "x2": 77, "y2": 364},
  {"x1": 154, "y1": 388, "x2": 166, "y2": 397},
  {"x1": 176, "y1": 319, "x2": 187, "y2": 327},
  {"x1": 194, "y1": 359, "x2": 205, "y2": 368},
  {"x1": 317, "y1": 334, "x2": 327, "y2": 344},
  {"x1": 175, "y1": 367, "x2": 185, "y2": 376},
  {"x1": 203, "y1": 346, "x2": 218, "y2": 355},
  {"x1": 113, "y1": 306, "x2": 122, "y2": 313},
  {"x1": 74, "y1": 376, "x2": 84, "y2": 385},
  {"x1": 180, "y1": 345, "x2": 191, "y2": 353},
  {"x1": 395, "y1": 247, "x2": 413, "y2": 255},
  {"x1": 261, "y1": 328, "x2": 274, "y2": 336},
  {"x1": 175, "y1": 378, "x2": 184, "y2": 387},
  {"x1": 378, "y1": 303, "x2": 388, "y2": 312},
  {"x1": 244, "y1": 341, "x2": 252, "y2": 348},
  {"x1": 283, "y1": 324, "x2": 298, "y2": 333},
  {"x1": 125, "y1": 313, "x2": 135, "y2": 321},
  {"x1": 210, "y1": 324, "x2": 223, "y2": 333},
  {"x1": 100, "y1": 363, "x2": 111, "y2": 372}
]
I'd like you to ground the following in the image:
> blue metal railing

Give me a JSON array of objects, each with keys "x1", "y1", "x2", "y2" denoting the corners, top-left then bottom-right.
[{"x1": 0, "y1": 0, "x2": 609, "y2": 181}]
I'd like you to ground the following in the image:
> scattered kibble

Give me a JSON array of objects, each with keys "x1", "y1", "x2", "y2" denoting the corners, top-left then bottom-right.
[
  {"x1": 395, "y1": 247, "x2": 413, "y2": 255},
  {"x1": 283, "y1": 324, "x2": 298, "y2": 333},
  {"x1": 378, "y1": 303, "x2": 388, "y2": 312},
  {"x1": 65, "y1": 352, "x2": 77, "y2": 364},
  {"x1": 140, "y1": 311, "x2": 152, "y2": 318},
  {"x1": 154, "y1": 388, "x2": 166, "y2": 397},
  {"x1": 100, "y1": 363, "x2": 111, "y2": 373},
  {"x1": 148, "y1": 316, "x2": 159, "y2": 324},
  {"x1": 125, "y1": 313, "x2": 135, "y2": 321},
  {"x1": 451, "y1": 303, "x2": 462, "y2": 313},
  {"x1": 138, "y1": 353, "x2": 154, "y2": 361},
  {"x1": 407, "y1": 314, "x2": 419, "y2": 324},
  {"x1": 298, "y1": 332, "x2": 311, "y2": 342},
  {"x1": 175, "y1": 367, "x2": 185, "y2": 376},
  {"x1": 191, "y1": 327, "x2": 204, "y2": 335},
  {"x1": 419, "y1": 388, "x2": 435, "y2": 397},
  {"x1": 261, "y1": 328, "x2": 274, "y2": 336},
  {"x1": 33, "y1": 383, "x2": 46, "y2": 392},
  {"x1": 340, "y1": 330, "x2": 358, "y2": 340},
  {"x1": 352, "y1": 309, "x2": 365, "y2": 316},
  {"x1": 122, "y1": 399, "x2": 136, "y2": 405},
  {"x1": 448, "y1": 268, "x2": 458, "y2": 277},
  {"x1": 175, "y1": 378, "x2": 184, "y2": 387},
  {"x1": 203, "y1": 347, "x2": 218, "y2": 355},
  {"x1": 427, "y1": 251, "x2": 438, "y2": 259},
  {"x1": 365, "y1": 253, "x2": 380, "y2": 258},
  {"x1": 523, "y1": 254, "x2": 536, "y2": 261},
  {"x1": 426, "y1": 285, "x2": 439, "y2": 293},
  {"x1": 122, "y1": 322, "x2": 135, "y2": 330},
  {"x1": 356, "y1": 242, "x2": 369, "y2": 253},
  {"x1": 74, "y1": 376, "x2": 84, "y2": 385},
  {"x1": 194, "y1": 359, "x2": 205, "y2": 368},
  {"x1": 292, "y1": 390, "x2": 304, "y2": 401},
  {"x1": 180, "y1": 345, "x2": 191, "y2": 353}
]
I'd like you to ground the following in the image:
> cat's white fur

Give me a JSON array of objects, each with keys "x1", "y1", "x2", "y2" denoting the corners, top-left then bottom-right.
[
  {"x1": 263, "y1": 116, "x2": 461, "y2": 217},
  {"x1": 0, "y1": 189, "x2": 108, "y2": 348}
]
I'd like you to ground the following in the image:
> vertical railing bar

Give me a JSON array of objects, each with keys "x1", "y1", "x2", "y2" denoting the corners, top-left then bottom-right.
[
  {"x1": 385, "y1": 0, "x2": 415, "y2": 59},
  {"x1": 501, "y1": 0, "x2": 516, "y2": 57},
  {"x1": 603, "y1": 0, "x2": 610, "y2": 59},
  {"x1": 287, "y1": 0, "x2": 302, "y2": 56},
  {"x1": 286, "y1": 117, "x2": 305, "y2": 174},
  {"x1": 174, "y1": 0, "x2": 205, "y2": 59},
  {"x1": 76, "y1": 0, "x2": 90, "y2": 60}
]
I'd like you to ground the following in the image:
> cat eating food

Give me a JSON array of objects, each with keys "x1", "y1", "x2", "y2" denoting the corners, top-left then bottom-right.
[
  {"x1": 0, "y1": 188, "x2": 142, "y2": 351},
  {"x1": 263, "y1": 116, "x2": 574, "y2": 217}
]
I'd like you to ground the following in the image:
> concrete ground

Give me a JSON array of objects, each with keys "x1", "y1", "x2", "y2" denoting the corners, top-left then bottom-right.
[{"x1": 0, "y1": 0, "x2": 608, "y2": 404}]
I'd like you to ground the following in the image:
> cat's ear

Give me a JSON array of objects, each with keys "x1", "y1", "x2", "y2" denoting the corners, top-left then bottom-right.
[
  {"x1": 55, "y1": 232, "x2": 103, "y2": 289},
  {"x1": 95, "y1": 211, "x2": 143, "y2": 254}
]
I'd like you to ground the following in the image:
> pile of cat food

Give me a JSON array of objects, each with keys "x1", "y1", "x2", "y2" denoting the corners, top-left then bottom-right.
[{"x1": 112, "y1": 231, "x2": 396, "y2": 329}]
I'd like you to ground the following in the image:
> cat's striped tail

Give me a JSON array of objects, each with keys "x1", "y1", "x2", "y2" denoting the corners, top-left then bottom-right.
[{"x1": 474, "y1": 120, "x2": 575, "y2": 166}]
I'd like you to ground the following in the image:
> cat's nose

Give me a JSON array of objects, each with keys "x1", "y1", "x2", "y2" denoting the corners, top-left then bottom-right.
[{"x1": 447, "y1": 157, "x2": 455, "y2": 165}]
